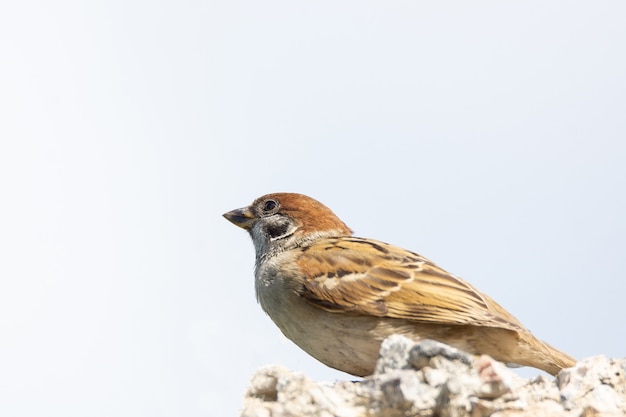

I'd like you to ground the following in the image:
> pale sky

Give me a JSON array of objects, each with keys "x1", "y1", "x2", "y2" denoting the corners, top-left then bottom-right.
[{"x1": 1, "y1": 1, "x2": 625, "y2": 416}]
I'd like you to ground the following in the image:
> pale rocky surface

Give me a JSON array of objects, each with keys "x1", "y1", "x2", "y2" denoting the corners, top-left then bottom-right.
[{"x1": 240, "y1": 335, "x2": 626, "y2": 417}]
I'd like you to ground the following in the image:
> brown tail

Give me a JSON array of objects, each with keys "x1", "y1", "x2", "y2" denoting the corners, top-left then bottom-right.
[
  {"x1": 538, "y1": 341, "x2": 576, "y2": 376},
  {"x1": 521, "y1": 336, "x2": 576, "y2": 376}
]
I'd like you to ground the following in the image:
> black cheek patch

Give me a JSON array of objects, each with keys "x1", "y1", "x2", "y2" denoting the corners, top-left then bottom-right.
[{"x1": 267, "y1": 220, "x2": 291, "y2": 239}]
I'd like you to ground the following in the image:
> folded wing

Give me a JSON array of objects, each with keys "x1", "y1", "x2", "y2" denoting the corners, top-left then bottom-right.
[{"x1": 297, "y1": 237, "x2": 525, "y2": 332}]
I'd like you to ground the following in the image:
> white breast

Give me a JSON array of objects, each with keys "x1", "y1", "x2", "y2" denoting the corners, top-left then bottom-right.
[{"x1": 253, "y1": 255, "x2": 387, "y2": 376}]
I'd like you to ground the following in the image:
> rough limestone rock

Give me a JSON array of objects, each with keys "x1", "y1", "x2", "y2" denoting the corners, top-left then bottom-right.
[{"x1": 240, "y1": 335, "x2": 626, "y2": 417}]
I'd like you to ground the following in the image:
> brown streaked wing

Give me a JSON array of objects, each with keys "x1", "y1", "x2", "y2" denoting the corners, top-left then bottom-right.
[{"x1": 296, "y1": 237, "x2": 524, "y2": 332}]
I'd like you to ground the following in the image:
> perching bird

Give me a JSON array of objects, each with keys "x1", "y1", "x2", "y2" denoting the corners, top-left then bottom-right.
[{"x1": 223, "y1": 192, "x2": 576, "y2": 376}]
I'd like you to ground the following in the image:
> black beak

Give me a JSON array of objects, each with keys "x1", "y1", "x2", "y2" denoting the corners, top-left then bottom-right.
[{"x1": 223, "y1": 206, "x2": 255, "y2": 230}]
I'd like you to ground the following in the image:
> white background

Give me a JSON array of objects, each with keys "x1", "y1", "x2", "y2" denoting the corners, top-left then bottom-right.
[{"x1": 1, "y1": 1, "x2": 625, "y2": 416}]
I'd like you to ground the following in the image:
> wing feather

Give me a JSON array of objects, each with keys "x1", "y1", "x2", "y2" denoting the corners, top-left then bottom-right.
[{"x1": 297, "y1": 237, "x2": 524, "y2": 331}]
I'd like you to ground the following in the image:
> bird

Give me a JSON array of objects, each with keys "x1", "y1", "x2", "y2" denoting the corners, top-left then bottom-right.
[{"x1": 223, "y1": 192, "x2": 576, "y2": 377}]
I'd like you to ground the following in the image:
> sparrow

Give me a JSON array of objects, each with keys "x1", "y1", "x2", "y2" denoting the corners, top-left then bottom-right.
[{"x1": 223, "y1": 192, "x2": 576, "y2": 376}]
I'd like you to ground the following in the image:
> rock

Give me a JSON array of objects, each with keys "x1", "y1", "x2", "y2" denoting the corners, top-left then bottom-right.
[
  {"x1": 557, "y1": 355, "x2": 626, "y2": 415},
  {"x1": 239, "y1": 336, "x2": 626, "y2": 417}
]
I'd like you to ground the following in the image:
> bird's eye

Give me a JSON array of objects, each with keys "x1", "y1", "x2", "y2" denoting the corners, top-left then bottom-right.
[{"x1": 260, "y1": 199, "x2": 279, "y2": 216}]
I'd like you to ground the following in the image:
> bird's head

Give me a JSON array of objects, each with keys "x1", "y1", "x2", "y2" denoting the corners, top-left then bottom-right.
[{"x1": 223, "y1": 192, "x2": 352, "y2": 259}]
